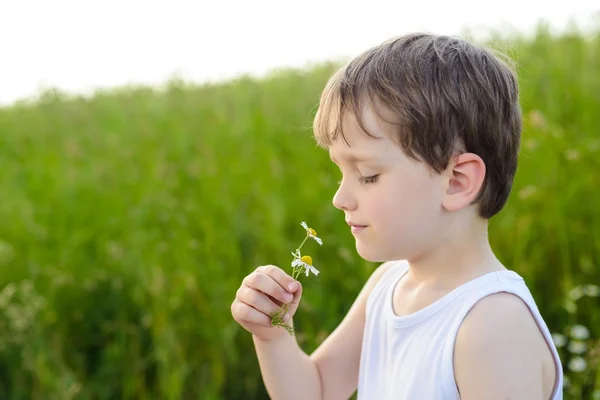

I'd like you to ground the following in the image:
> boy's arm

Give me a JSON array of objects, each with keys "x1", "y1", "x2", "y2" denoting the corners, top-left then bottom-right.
[
  {"x1": 253, "y1": 261, "x2": 394, "y2": 400},
  {"x1": 253, "y1": 333, "x2": 322, "y2": 400},
  {"x1": 309, "y1": 261, "x2": 394, "y2": 399},
  {"x1": 454, "y1": 292, "x2": 556, "y2": 400}
]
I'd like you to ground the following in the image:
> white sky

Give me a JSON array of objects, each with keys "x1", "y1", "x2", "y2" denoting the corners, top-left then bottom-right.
[{"x1": 0, "y1": 0, "x2": 598, "y2": 106}]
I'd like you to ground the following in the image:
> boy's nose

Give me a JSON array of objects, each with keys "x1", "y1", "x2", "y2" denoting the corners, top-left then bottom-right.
[{"x1": 332, "y1": 181, "x2": 357, "y2": 211}]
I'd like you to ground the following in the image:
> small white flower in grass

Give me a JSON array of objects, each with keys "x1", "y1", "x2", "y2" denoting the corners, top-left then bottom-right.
[
  {"x1": 584, "y1": 284, "x2": 600, "y2": 297},
  {"x1": 292, "y1": 255, "x2": 320, "y2": 277},
  {"x1": 568, "y1": 286, "x2": 584, "y2": 301},
  {"x1": 300, "y1": 221, "x2": 323, "y2": 245},
  {"x1": 551, "y1": 333, "x2": 567, "y2": 348},
  {"x1": 568, "y1": 357, "x2": 587, "y2": 372},
  {"x1": 568, "y1": 340, "x2": 587, "y2": 354},
  {"x1": 570, "y1": 324, "x2": 590, "y2": 340}
]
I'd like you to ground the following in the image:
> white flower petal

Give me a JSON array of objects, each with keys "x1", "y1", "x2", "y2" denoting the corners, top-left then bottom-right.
[
  {"x1": 291, "y1": 259, "x2": 320, "y2": 277},
  {"x1": 300, "y1": 263, "x2": 318, "y2": 276},
  {"x1": 311, "y1": 236, "x2": 323, "y2": 245},
  {"x1": 301, "y1": 221, "x2": 308, "y2": 231}
]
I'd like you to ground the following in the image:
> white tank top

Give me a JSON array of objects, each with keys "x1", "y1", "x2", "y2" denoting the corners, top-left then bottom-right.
[{"x1": 357, "y1": 260, "x2": 563, "y2": 399}]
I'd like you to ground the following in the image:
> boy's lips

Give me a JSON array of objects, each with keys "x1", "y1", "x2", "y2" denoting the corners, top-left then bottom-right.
[
  {"x1": 346, "y1": 220, "x2": 367, "y2": 227},
  {"x1": 347, "y1": 221, "x2": 368, "y2": 233}
]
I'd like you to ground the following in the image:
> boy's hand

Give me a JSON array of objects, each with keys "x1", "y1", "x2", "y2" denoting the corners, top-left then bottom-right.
[{"x1": 231, "y1": 265, "x2": 303, "y2": 342}]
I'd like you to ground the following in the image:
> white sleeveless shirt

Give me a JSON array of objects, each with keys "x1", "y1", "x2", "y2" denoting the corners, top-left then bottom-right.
[{"x1": 357, "y1": 260, "x2": 563, "y2": 399}]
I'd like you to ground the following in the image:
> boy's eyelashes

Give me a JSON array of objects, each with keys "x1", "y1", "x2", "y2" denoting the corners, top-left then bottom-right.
[
  {"x1": 336, "y1": 174, "x2": 380, "y2": 185},
  {"x1": 359, "y1": 174, "x2": 380, "y2": 185}
]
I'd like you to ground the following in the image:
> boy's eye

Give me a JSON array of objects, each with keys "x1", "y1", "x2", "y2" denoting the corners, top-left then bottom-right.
[{"x1": 359, "y1": 174, "x2": 379, "y2": 185}]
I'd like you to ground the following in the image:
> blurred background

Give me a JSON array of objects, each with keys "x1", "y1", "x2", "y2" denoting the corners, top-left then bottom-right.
[{"x1": 0, "y1": 1, "x2": 599, "y2": 399}]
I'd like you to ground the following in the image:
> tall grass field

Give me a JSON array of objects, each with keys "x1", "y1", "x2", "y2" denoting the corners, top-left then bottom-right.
[{"x1": 0, "y1": 24, "x2": 598, "y2": 399}]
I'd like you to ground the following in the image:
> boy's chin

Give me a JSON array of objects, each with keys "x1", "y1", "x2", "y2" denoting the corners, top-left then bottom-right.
[
  {"x1": 356, "y1": 244, "x2": 388, "y2": 263},
  {"x1": 356, "y1": 241, "x2": 406, "y2": 263}
]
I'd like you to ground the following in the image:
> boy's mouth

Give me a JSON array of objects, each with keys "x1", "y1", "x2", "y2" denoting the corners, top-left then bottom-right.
[
  {"x1": 347, "y1": 221, "x2": 368, "y2": 233},
  {"x1": 347, "y1": 220, "x2": 367, "y2": 227}
]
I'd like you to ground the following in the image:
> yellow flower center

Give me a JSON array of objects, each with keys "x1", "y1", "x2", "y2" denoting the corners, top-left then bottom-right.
[
  {"x1": 301, "y1": 255, "x2": 313, "y2": 266},
  {"x1": 308, "y1": 228, "x2": 317, "y2": 237}
]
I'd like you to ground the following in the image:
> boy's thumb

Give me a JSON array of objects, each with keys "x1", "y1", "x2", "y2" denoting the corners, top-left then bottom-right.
[{"x1": 287, "y1": 281, "x2": 303, "y2": 316}]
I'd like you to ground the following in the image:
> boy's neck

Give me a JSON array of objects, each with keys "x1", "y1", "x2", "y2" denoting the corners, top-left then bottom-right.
[{"x1": 405, "y1": 216, "x2": 505, "y2": 290}]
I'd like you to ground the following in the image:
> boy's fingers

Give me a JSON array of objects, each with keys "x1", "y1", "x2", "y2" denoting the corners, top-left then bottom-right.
[
  {"x1": 267, "y1": 294, "x2": 283, "y2": 307},
  {"x1": 287, "y1": 281, "x2": 303, "y2": 316},
  {"x1": 239, "y1": 286, "x2": 281, "y2": 316},
  {"x1": 243, "y1": 269, "x2": 294, "y2": 304},
  {"x1": 291, "y1": 281, "x2": 302, "y2": 304},
  {"x1": 256, "y1": 264, "x2": 299, "y2": 292},
  {"x1": 232, "y1": 301, "x2": 272, "y2": 327}
]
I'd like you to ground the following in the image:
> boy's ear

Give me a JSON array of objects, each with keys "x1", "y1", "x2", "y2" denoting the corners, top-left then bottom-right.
[{"x1": 442, "y1": 153, "x2": 486, "y2": 212}]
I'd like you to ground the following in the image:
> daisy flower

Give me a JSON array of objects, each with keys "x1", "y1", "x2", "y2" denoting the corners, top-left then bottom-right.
[
  {"x1": 291, "y1": 254, "x2": 320, "y2": 277},
  {"x1": 570, "y1": 324, "x2": 590, "y2": 340},
  {"x1": 301, "y1": 221, "x2": 323, "y2": 245},
  {"x1": 270, "y1": 220, "x2": 323, "y2": 336}
]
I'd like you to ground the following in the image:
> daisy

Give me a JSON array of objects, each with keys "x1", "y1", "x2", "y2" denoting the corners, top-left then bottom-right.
[
  {"x1": 570, "y1": 324, "x2": 590, "y2": 340},
  {"x1": 301, "y1": 221, "x2": 323, "y2": 245},
  {"x1": 291, "y1": 254, "x2": 320, "y2": 277}
]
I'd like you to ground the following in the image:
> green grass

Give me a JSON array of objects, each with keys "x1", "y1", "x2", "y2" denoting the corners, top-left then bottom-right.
[{"x1": 0, "y1": 23, "x2": 599, "y2": 399}]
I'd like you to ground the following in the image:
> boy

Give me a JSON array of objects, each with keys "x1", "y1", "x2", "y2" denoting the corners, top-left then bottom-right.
[{"x1": 231, "y1": 33, "x2": 563, "y2": 399}]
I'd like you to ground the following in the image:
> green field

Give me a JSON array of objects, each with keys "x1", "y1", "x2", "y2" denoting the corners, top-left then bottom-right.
[{"x1": 0, "y1": 23, "x2": 598, "y2": 399}]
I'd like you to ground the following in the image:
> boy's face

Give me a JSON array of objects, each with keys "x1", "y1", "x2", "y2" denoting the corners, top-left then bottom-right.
[{"x1": 328, "y1": 103, "x2": 446, "y2": 262}]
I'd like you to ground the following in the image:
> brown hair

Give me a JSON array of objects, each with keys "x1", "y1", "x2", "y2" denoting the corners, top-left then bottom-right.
[{"x1": 313, "y1": 33, "x2": 522, "y2": 219}]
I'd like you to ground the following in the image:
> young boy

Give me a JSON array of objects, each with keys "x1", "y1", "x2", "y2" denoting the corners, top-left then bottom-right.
[{"x1": 231, "y1": 33, "x2": 563, "y2": 399}]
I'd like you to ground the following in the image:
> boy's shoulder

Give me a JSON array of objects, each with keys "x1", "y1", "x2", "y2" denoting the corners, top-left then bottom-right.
[
  {"x1": 454, "y1": 291, "x2": 558, "y2": 398},
  {"x1": 457, "y1": 290, "x2": 545, "y2": 349}
]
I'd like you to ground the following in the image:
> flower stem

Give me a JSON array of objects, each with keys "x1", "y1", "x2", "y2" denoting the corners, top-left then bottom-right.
[
  {"x1": 296, "y1": 235, "x2": 309, "y2": 254},
  {"x1": 271, "y1": 302, "x2": 294, "y2": 335},
  {"x1": 270, "y1": 233, "x2": 312, "y2": 336}
]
